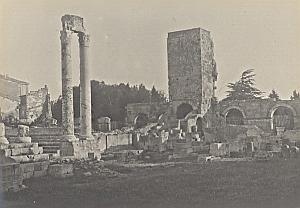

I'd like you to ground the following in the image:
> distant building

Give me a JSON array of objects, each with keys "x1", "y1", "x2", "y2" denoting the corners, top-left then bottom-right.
[
  {"x1": 0, "y1": 74, "x2": 29, "y2": 119},
  {"x1": 19, "y1": 85, "x2": 52, "y2": 124},
  {"x1": 0, "y1": 74, "x2": 52, "y2": 125}
]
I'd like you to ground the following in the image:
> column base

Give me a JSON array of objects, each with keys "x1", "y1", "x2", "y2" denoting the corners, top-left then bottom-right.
[
  {"x1": 79, "y1": 134, "x2": 94, "y2": 140},
  {"x1": 0, "y1": 137, "x2": 9, "y2": 144},
  {"x1": 62, "y1": 135, "x2": 79, "y2": 142}
]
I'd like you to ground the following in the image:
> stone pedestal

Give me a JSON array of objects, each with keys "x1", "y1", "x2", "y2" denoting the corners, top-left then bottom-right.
[
  {"x1": 0, "y1": 123, "x2": 9, "y2": 144},
  {"x1": 78, "y1": 32, "x2": 93, "y2": 140},
  {"x1": 17, "y1": 125, "x2": 31, "y2": 143},
  {"x1": 60, "y1": 30, "x2": 77, "y2": 141}
]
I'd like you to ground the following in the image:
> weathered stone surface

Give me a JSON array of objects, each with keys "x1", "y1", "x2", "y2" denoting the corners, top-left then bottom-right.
[
  {"x1": 48, "y1": 163, "x2": 73, "y2": 177},
  {"x1": 61, "y1": 14, "x2": 85, "y2": 33},
  {"x1": 60, "y1": 30, "x2": 76, "y2": 140},
  {"x1": 0, "y1": 123, "x2": 9, "y2": 144},
  {"x1": 219, "y1": 99, "x2": 300, "y2": 132},
  {"x1": 0, "y1": 163, "x2": 23, "y2": 192},
  {"x1": 78, "y1": 32, "x2": 93, "y2": 140},
  {"x1": 19, "y1": 85, "x2": 51, "y2": 124},
  {"x1": 210, "y1": 143, "x2": 228, "y2": 156},
  {"x1": 17, "y1": 137, "x2": 31, "y2": 143},
  {"x1": 17, "y1": 125, "x2": 29, "y2": 137},
  {"x1": 167, "y1": 28, "x2": 217, "y2": 116}
]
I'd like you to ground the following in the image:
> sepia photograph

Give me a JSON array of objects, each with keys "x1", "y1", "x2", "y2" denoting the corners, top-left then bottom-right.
[{"x1": 0, "y1": 0, "x2": 300, "y2": 207}]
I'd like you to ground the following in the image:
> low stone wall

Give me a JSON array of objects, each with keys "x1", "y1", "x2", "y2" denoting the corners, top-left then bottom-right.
[
  {"x1": 20, "y1": 161, "x2": 50, "y2": 179},
  {"x1": 60, "y1": 133, "x2": 133, "y2": 158},
  {"x1": 0, "y1": 162, "x2": 23, "y2": 192},
  {"x1": 48, "y1": 164, "x2": 73, "y2": 177}
]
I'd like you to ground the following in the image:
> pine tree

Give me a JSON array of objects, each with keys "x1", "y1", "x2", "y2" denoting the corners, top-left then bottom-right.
[{"x1": 223, "y1": 69, "x2": 263, "y2": 101}]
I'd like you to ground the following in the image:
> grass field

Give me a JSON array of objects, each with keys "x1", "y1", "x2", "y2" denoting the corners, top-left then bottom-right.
[{"x1": 3, "y1": 158, "x2": 300, "y2": 208}]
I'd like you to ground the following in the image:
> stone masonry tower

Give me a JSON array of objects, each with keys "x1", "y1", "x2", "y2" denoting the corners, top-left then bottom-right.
[
  {"x1": 167, "y1": 28, "x2": 217, "y2": 119},
  {"x1": 60, "y1": 15, "x2": 93, "y2": 141}
]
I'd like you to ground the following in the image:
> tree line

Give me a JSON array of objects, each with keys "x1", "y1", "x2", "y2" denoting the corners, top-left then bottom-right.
[{"x1": 51, "y1": 81, "x2": 166, "y2": 127}]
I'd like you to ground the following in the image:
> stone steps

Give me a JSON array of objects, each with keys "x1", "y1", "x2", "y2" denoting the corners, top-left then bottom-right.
[
  {"x1": 34, "y1": 141, "x2": 61, "y2": 146},
  {"x1": 42, "y1": 146, "x2": 60, "y2": 153},
  {"x1": 30, "y1": 138, "x2": 61, "y2": 158},
  {"x1": 31, "y1": 137, "x2": 62, "y2": 142}
]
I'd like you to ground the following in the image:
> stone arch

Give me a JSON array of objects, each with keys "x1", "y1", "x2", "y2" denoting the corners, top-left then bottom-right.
[
  {"x1": 269, "y1": 104, "x2": 296, "y2": 130},
  {"x1": 134, "y1": 113, "x2": 149, "y2": 128},
  {"x1": 268, "y1": 103, "x2": 297, "y2": 118},
  {"x1": 223, "y1": 107, "x2": 245, "y2": 125},
  {"x1": 176, "y1": 103, "x2": 193, "y2": 119}
]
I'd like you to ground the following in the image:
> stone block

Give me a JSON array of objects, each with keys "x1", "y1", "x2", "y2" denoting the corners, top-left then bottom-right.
[
  {"x1": 29, "y1": 145, "x2": 41, "y2": 154},
  {"x1": 0, "y1": 163, "x2": 23, "y2": 192},
  {"x1": 48, "y1": 163, "x2": 73, "y2": 177},
  {"x1": 17, "y1": 137, "x2": 32, "y2": 143},
  {"x1": 0, "y1": 149, "x2": 12, "y2": 157},
  {"x1": 11, "y1": 148, "x2": 21, "y2": 156},
  {"x1": 0, "y1": 144, "x2": 9, "y2": 150},
  {"x1": 10, "y1": 154, "x2": 29, "y2": 163},
  {"x1": 27, "y1": 154, "x2": 49, "y2": 162},
  {"x1": 18, "y1": 125, "x2": 30, "y2": 137},
  {"x1": 33, "y1": 161, "x2": 49, "y2": 171},
  {"x1": 9, "y1": 143, "x2": 32, "y2": 149}
]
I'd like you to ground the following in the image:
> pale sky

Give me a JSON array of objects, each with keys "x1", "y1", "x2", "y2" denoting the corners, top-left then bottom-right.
[{"x1": 0, "y1": 0, "x2": 300, "y2": 100}]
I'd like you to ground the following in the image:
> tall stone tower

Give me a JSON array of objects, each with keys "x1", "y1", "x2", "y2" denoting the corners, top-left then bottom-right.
[{"x1": 167, "y1": 28, "x2": 217, "y2": 118}]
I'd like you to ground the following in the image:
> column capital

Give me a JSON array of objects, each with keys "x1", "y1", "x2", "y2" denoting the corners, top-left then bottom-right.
[
  {"x1": 78, "y1": 33, "x2": 90, "y2": 47},
  {"x1": 60, "y1": 30, "x2": 73, "y2": 44}
]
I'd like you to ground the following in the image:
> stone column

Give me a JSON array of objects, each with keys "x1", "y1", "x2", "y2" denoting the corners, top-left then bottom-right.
[
  {"x1": 78, "y1": 32, "x2": 93, "y2": 140},
  {"x1": 60, "y1": 30, "x2": 77, "y2": 141},
  {"x1": 0, "y1": 123, "x2": 9, "y2": 144}
]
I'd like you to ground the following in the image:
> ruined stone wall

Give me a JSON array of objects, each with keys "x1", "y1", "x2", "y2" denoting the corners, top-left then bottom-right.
[
  {"x1": 0, "y1": 97, "x2": 18, "y2": 117},
  {"x1": 0, "y1": 74, "x2": 28, "y2": 102},
  {"x1": 19, "y1": 86, "x2": 49, "y2": 123},
  {"x1": 126, "y1": 102, "x2": 169, "y2": 124},
  {"x1": 61, "y1": 133, "x2": 132, "y2": 158},
  {"x1": 219, "y1": 99, "x2": 300, "y2": 131},
  {"x1": 200, "y1": 29, "x2": 217, "y2": 116}
]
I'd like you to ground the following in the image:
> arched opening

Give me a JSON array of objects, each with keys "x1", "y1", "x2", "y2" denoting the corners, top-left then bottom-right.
[
  {"x1": 225, "y1": 109, "x2": 244, "y2": 125},
  {"x1": 134, "y1": 113, "x2": 148, "y2": 129},
  {"x1": 176, "y1": 103, "x2": 193, "y2": 119},
  {"x1": 272, "y1": 107, "x2": 294, "y2": 130}
]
